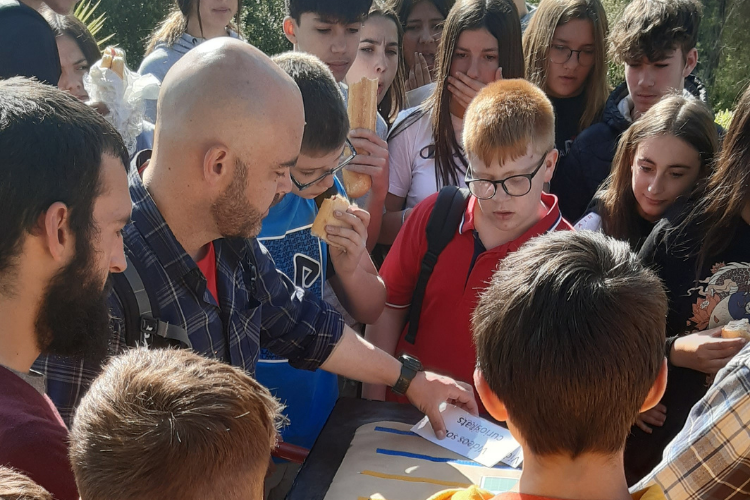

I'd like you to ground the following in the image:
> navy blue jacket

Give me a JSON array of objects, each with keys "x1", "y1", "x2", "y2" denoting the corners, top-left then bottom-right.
[{"x1": 551, "y1": 76, "x2": 710, "y2": 223}]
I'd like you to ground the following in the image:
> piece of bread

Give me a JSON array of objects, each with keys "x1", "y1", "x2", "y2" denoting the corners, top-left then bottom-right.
[
  {"x1": 722, "y1": 318, "x2": 750, "y2": 340},
  {"x1": 344, "y1": 77, "x2": 378, "y2": 198},
  {"x1": 311, "y1": 195, "x2": 352, "y2": 249}
]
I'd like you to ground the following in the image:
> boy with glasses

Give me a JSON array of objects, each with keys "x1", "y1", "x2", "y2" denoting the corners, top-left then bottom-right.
[
  {"x1": 364, "y1": 79, "x2": 573, "y2": 404},
  {"x1": 258, "y1": 52, "x2": 386, "y2": 500},
  {"x1": 283, "y1": 0, "x2": 390, "y2": 250}
]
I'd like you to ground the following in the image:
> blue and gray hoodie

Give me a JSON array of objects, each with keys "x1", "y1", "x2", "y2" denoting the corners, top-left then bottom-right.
[{"x1": 138, "y1": 31, "x2": 239, "y2": 123}]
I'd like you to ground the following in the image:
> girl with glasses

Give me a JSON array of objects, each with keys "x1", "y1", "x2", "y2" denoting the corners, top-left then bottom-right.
[
  {"x1": 379, "y1": 0, "x2": 524, "y2": 245},
  {"x1": 523, "y1": 0, "x2": 609, "y2": 152},
  {"x1": 576, "y1": 94, "x2": 718, "y2": 252}
]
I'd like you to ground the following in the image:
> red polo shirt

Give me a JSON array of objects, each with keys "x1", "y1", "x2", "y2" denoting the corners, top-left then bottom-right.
[{"x1": 380, "y1": 192, "x2": 572, "y2": 402}]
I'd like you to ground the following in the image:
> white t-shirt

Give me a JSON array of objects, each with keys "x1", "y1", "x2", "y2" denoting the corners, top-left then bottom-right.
[{"x1": 387, "y1": 108, "x2": 466, "y2": 209}]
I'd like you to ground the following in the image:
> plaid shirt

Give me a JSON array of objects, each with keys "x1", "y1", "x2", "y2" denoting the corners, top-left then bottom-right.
[
  {"x1": 632, "y1": 343, "x2": 750, "y2": 499},
  {"x1": 33, "y1": 160, "x2": 345, "y2": 425}
]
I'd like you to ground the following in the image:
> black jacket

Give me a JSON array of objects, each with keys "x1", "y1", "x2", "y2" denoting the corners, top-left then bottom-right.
[
  {"x1": 550, "y1": 75, "x2": 710, "y2": 223},
  {"x1": 0, "y1": 0, "x2": 61, "y2": 85}
]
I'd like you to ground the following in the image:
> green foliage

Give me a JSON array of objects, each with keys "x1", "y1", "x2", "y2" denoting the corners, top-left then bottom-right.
[
  {"x1": 243, "y1": 0, "x2": 290, "y2": 56},
  {"x1": 715, "y1": 109, "x2": 734, "y2": 130},
  {"x1": 74, "y1": 0, "x2": 114, "y2": 46},
  {"x1": 92, "y1": 0, "x2": 174, "y2": 69}
]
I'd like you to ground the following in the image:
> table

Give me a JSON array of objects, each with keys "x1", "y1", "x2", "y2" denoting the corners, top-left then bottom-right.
[{"x1": 287, "y1": 398, "x2": 424, "y2": 500}]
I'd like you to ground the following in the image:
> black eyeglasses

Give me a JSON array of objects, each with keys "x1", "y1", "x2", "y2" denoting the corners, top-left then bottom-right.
[
  {"x1": 549, "y1": 44, "x2": 595, "y2": 67},
  {"x1": 465, "y1": 151, "x2": 549, "y2": 199},
  {"x1": 290, "y1": 138, "x2": 357, "y2": 191}
]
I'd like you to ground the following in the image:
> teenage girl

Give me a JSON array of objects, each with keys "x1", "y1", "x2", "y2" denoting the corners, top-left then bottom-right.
[
  {"x1": 43, "y1": 12, "x2": 100, "y2": 102},
  {"x1": 379, "y1": 0, "x2": 524, "y2": 244},
  {"x1": 576, "y1": 94, "x2": 718, "y2": 251},
  {"x1": 392, "y1": 0, "x2": 455, "y2": 105},
  {"x1": 345, "y1": 1, "x2": 406, "y2": 125},
  {"x1": 623, "y1": 84, "x2": 750, "y2": 484},
  {"x1": 139, "y1": 0, "x2": 241, "y2": 122},
  {"x1": 523, "y1": 0, "x2": 608, "y2": 152}
]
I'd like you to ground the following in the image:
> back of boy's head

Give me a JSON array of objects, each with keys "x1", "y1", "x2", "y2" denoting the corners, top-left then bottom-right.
[
  {"x1": 463, "y1": 79, "x2": 554, "y2": 166},
  {"x1": 473, "y1": 230, "x2": 667, "y2": 458},
  {"x1": 609, "y1": 0, "x2": 702, "y2": 64},
  {"x1": 285, "y1": 0, "x2": 373, "y2": 24},
  {"x1": 0, "y1": 467, "x2": 52, "y2": 500},
  {"x1": 272, "y1": 51, "x2": 349, "y2": 156},
  {"x1": 69, "y1": 349, "x2": 283, "y2": 500}
]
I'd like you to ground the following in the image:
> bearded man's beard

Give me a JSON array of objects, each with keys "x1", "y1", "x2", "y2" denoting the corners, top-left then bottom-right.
[
  {"x1": 211, "y1": 158, "x2": 265, "y2": 239},
  {"x1": 35, "y1": 233, "x2": 112, "y2": 362}
]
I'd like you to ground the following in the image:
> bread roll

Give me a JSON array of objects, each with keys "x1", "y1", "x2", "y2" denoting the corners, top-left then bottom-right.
[
  {"x1": 344, "y1": 77, "x2": 378, "y2": 198},
  {"x1": 722, "y1": 318, "x2": 750, "y2": 340},
  {"x1": 311, "y1": 195, "x2": 352, "y2": 249}
]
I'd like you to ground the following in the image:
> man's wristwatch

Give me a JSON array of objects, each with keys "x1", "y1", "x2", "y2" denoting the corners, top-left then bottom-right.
[{"x1": 391, "y1": 354, "x2": 423, "y2": 396}]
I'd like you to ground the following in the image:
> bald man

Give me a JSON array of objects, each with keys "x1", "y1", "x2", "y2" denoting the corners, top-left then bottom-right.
[{"x1": 35, "y1": 38, "x2": 477, "y2": 439}]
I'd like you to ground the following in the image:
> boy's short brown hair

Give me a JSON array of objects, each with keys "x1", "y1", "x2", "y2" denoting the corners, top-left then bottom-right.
[
  {"x1": 609, "y1": 0, "x2": 702, "y2": 64},
  {"x1": 473, "y1": 231, "x2": 667, "y2": 458},
  {"x1": 69, "y1": 349, "x2": 283, "y2": 500},
  {"x1": 272, "y1": 52, "x2": 349, "y2": 156},
  {"x1": 0, "y1": 467, "x2": 52, "y2": 500},
  {"x1": 463, "y1": 79, "x2": 554, "y2": 167}
]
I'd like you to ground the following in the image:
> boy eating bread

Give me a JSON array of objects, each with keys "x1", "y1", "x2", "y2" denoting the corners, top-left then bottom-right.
[{"x1": 257, "y1": 51, "x2": 386, "y2": 499}]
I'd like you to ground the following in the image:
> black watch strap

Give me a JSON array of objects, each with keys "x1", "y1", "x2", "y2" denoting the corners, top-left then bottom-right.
[{"x1": 392, "y1": 355, "x2": 422, "y2": 395}]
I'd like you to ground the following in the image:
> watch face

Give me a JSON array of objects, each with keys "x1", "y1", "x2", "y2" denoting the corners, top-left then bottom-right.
[{"x1": 401, "y1": 354, "x2": 423, "y2": 371}]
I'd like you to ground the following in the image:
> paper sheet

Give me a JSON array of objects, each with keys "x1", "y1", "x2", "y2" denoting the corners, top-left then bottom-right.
[
  {"x1": 411, "y1": 405, "x2": 523, "y2": 468},
  {"x1": 323, "y1": 421, "x2": 520, "y2": 500}
]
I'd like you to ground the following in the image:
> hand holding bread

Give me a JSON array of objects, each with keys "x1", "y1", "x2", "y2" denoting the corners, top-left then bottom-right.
[
  {"x1": 311, "y1": 195, "x2": 370, "y2": 275},
  {"x1": 344, "y1": 77, "x2": 378, "y2": 198}
]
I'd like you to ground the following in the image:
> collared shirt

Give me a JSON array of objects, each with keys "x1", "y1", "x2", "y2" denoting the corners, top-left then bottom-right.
[
  {"x1": 633, "y1": 343, "x2": 750, "y2": 499},
  {"x1": 33, "y1": 153, "x2": 345, "y2": 425},
  {"x1": 380, "y1": 192, "x2": 571, "y2": 401}
]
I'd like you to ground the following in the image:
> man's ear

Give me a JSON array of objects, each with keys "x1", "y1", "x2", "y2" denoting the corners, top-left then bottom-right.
[
  {"x1": 542, "y1": 148, "x2": 559, "y2": 183},
  {"x1": 40, "y1": 202, "x2": 74, "y2": 263},
  {"x1": 283, "y1": 17, "x2": 298, "y2": 46},
  {"x1": 474, "y1": 368, "x2": 509, "y2": 422},
  {"x1": 203, "y1": 146, "x2": 231, "y2": 190},
  {"x1": 640, "y1": 358, "x2": 668, "y2": 412},
  {"x1": 683, "y1": 48, "x2": 698, "y2": 77}
]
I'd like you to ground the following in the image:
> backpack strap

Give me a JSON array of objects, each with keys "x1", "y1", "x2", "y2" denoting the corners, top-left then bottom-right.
[
  {"x1": 404, "y1": 186, "x2": 471, "y2": 345},
  {"x1": 113, "y1": 255, "x2": 192, "y2": 349}
]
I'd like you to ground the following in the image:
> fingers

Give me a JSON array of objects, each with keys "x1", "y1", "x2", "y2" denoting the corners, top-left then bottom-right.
[
  {"x1": 705, "y1": 337, "x2": 747, "y2": 351},
  {"x1": 328, "y1": 208, "x2": 369, "y2": 242},
  {"x1": 640, "y1": 405, "x2": 667, "y2": 427},
  {"x1": 425, "y1": 405, "x2": 447, "y2": 440},
  {"x1": 706, "y1": 326, "x2": 725, "y2": 338},
  {"x1": 407, "y1": 67, "x2": 417, "y2": 92},
  {"x1": 705, "y1": 354, "x2": 738, "y2": 374},
  {"x1": 349, "y1": 128, "x2": 387, "y2": 146},
  {"x1": 418, "y1": 53, "x2": 431, "y2": 85},
  {"x1": 635, "y1": 418, "x2": 653, "y2": 434},
  {"x1": 452, "y1": 72, "x2": 485, "y2": 92}
]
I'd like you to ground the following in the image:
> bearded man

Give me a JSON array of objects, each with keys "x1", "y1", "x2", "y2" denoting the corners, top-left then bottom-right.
[
  {"x1": 35, "y1": 38, "x2": 477, "y2": 441},
  {"x1": 0, "y1": 78, "x2": 132, "y2": 500}
]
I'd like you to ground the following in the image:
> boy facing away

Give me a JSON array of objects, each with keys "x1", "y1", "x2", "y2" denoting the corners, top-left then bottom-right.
[
  {"x1": 551, "y1": 0, "x2": 704, "y2": 222},
  {"x1": 364, "y1": 79, "x2": 573, "y2": 406},
  {"x1": 431, "y1": 230, "x2": 669, "y2": 500},
  {"x1": 69, "y1": 349, "x2": 282, "y2": 500}
]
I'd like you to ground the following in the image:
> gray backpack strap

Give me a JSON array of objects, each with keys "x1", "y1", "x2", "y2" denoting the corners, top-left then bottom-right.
[{"x1": 119, "y1": 255, "x2": 192, "y2": 349}]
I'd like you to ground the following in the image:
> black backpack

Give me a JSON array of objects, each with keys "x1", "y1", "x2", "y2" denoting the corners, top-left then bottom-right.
[
  {"x1": 404, "y1": 185, "x2": 471, "y2": 344},
  {"x1": 111, "y1": 255, "x2": 192, "y2": 349}
]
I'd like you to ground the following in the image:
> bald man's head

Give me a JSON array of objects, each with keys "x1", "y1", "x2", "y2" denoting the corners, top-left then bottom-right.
[{"x1": 149, "y1": 38, "x2": 304, "y2": 240}]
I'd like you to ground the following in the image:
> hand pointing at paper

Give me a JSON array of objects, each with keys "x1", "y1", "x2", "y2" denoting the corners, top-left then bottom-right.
[{"x1": 320, "y1": 327, "x2": 479, "y2": 438}]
